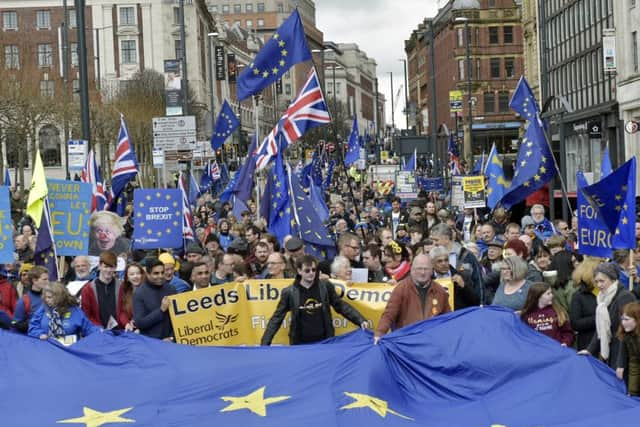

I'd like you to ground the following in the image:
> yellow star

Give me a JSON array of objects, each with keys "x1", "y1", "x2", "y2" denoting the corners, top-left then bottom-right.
[
  {"x1": 253, "y1": 68, "x2": 260, "y2": 75},
  {"x1": 534, "y1": 174, "x2": 541, "y2": 181},
  {"x1": 523, "y1": 181, "x2": 530, "y2": 187},
  {"x1": 520, "y1": 160, "x2": 527, "y2": 167},
  {"x1": 539, "y1": 166, "x2": 546, "y2": 174},
  {"x1": 272, "y1": 67, "x2": 279, "y2": 75},
  {"x1": 615, "y1": 194, "x2": 622, "y2": 201},
  {"x1": 57, "y1": 406, "x2": 134, "y2": 427},
  {"x1": 541, "y1": 156, "x2": 547, "y2": 163},
  {"x1": 526, "y1": 150, "x2": 532, "y2": 157},
  {"x1": 262, "y1": 71, "x2": 269, "y2": 78},
  {"x1": 279, "y1": 59, "x2": 285, "y2": 66},
  {"x1": 615, "y1": 205, "x2": 622, "y2": 212},
  {"x1": 273, "y1": 33, "x2": 279, "y2": 39},
  {"x1": 156, "y1": 192, "x2": 161, "y2": 198},
  {"x1": 146, "y1": 195, "x2": 151, "y2": 201},
  {"x1": 623, "y1": 217, "x2": 629, "y2": 225},
  {"x1": 622, "y1": 185, "x2": 628, "y2": 192},
  {"x1": 340, "y1": 392, "x2": 413, "y2": 420},
  {"x1": 220, "y1": 386, "x2": 290, "y2": 417},
  {"x1": 278, "y1": 40, "x2": 285, "y2": 47},
  {"x1": 281, "y1": 49, "x2": 288, "y2": 57}
]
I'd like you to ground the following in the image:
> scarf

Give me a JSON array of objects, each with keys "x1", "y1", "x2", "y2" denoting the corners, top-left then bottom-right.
[
  {"x1": 386, "y1": 260, "x2": 411, "y2": 281},
  {"x1": 48, "y1": 308, "x2": 65, "y2": 338},
  {"x1": 595, "y1": 281, "x2": 618, "y2": 360}
]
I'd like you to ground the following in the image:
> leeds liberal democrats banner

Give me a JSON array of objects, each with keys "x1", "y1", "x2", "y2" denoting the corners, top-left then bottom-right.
[
  {"x1": 0, "y1": 186, "x2": 15, "y2": 263},
  {"x1": 47, "y1": 179, "x2": 91, "y2": 256},
  {"x1": 169, "y1": 280, "x2": 455, "y2": 346},
  {"x1": 132, "y1": 189, "x2": 184, "y2": 249}
]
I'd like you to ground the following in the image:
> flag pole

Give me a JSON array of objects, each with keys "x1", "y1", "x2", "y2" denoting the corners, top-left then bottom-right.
[
  {"x1": 253, "y1": 95, "x2": 261, "y2": 222},
  {"x1": 285, "y1": 159, "x2": 302, "y2": 239},
  {"x1": 537, "y1": 115, "x2": 573, "y2": 218}
]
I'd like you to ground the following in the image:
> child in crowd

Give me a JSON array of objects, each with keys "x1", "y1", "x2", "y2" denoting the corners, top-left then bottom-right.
[{"x1": 520, "y1": 282, "x2": 574, "y2": 347}]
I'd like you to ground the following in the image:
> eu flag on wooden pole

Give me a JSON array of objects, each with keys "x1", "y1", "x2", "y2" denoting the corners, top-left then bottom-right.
[
  {"x1": 210, "y1": 100, "x2": 240, "y2": 150},
  {"x1": 237, "y1": 9, "x2": 312, "y2": 101}
]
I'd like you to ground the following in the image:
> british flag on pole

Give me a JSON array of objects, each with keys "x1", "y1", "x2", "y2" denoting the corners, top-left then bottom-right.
[
  {"x1": 255, "y1": 67, "x2": 330, "y2": 170},
  {"x1": 81, "y1": 149, "x2": 107, "y2": 213},
  {"x1": 178, "y1": 172, "x2": 195, "y2": 242},
  {"x1": 108, "y1": 115, "x2": 139, "y2": 215}
]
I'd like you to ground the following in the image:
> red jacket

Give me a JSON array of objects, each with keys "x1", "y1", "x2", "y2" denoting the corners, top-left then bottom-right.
[
  {"x1": 375, "y1": 276, "x2": 451, "y2": 336},
  {"x1": 80, "y1": 279, "x2": 125, "y2": 328},
  {"x1": 0, "y1": 278, "x2": 18, "y2": 317}
]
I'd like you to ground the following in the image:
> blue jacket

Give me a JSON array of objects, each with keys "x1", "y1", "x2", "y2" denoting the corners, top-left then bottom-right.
[
  {"x1": 13, "y1": 290, "x2": 43, "y2": 323},
  {"x1": 168, "y1": 276, "x2": 190, "y2": 293},
  {"x1": 28, "y1": 305, "x2": 100, "y2": 339}
]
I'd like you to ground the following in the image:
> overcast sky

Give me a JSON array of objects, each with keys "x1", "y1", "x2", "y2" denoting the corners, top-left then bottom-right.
[{"x1": 315, "y1": 0, "x2": 441, "y2": 129}]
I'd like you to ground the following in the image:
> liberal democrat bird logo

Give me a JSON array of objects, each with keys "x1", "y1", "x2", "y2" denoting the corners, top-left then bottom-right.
[{"x1": 215, "y1": 311, "x2": 239, "y2": 331}]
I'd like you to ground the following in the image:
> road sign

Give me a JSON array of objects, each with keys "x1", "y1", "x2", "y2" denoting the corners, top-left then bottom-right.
[
  {"x1": 152, "y1": 116, "x2": 197, "y2": 151},
  {"x1": 625, "y1": 121, "x2": 639, "y2": 134},
  {"x1": 449, "y1": 90, "x2": 463, "y2": 113},
  {"x1": 153, "y1": 147, "x2": 164, "y2": 169},
  {"x1": 67, "y1": 140, "x2": 88, "y2": 170}
]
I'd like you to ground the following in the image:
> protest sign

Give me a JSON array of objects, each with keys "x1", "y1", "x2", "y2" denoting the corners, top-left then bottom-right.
[
  {"x1": 48, "y1": 179, "x2": 91, "y2": 256},
  {"x1": 132, "y1": 189, "x2": 184, "y2": 249},
  {"x1": 0, "y1": 187, "x2": 15, "y2": 263}
]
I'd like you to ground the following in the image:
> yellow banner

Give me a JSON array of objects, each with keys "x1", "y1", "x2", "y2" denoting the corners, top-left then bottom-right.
[{"x1": 169, "y1": 279, "x2": 456, "y2": 346}]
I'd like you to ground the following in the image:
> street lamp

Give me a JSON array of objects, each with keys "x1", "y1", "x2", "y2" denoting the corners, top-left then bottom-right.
[
  {"x1": 455, "y1": 16, "x2": 473, "y2": 164},
  {"x1": 388, "y1": 71, "x2": 395, "y2": 133},
  {"x1": 207, "y1": 32, "x2": 219, "y2": 138},
  {"x1": 398, "y1": 59, "x2": 409, "y2": 130}
]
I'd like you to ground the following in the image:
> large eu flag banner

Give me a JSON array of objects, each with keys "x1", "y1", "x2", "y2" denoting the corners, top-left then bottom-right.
[{"x1": 3, "y1": 307, "x2": 640, "y2": 426}]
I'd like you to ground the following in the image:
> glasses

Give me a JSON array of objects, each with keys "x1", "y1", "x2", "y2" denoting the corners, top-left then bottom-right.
[{"x1": 302, "y1": 268, "x2": 317, "y2": 273}]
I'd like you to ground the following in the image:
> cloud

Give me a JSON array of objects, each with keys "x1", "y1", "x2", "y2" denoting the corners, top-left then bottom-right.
[{"x1": 316, "y1": 0, "x2": 440, "y2": 127}]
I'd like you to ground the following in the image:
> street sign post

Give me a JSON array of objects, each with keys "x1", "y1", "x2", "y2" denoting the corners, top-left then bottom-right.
[
  {"x1": 152, "y1": 116, "x2": 197, "y2": 151},
  {"x1": 67, "y1": 140, "x2": 88, "y2": 170}
]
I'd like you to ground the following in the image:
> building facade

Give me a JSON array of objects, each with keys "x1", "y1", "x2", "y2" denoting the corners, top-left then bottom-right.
[
  {"x1": 614, "y1": 0, "x2": 640, "y2": 184},
  {"x1": 405, "y1": 0, "x2": 524, "y2": 168}
]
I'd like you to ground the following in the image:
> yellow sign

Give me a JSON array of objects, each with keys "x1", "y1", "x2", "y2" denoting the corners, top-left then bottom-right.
[
  {"x1": 169, "y1": 280, "x2": 400, "y2": 346},
  {"x1": 433, "y1": 278, "x2": 455, "y2": 310},
  {"x1": 380, "y1": 151, "x2": 389, "y2": 161},
  {"x1": 462, "y1": 175, "x2": 486, "y2": 208},
  {"x1": 449, "y1": 90, "x2": 463, "y2": 113}
]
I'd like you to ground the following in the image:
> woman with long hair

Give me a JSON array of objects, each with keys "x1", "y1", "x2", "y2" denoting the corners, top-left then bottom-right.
[
  {"x1": 382, "y1": 240, "x2": 411, "y2": 282},
  {"x1": 520, "y1": 282, "x2": 573, "y2": 346},
  {"x1": 492, "y1": 256, "x2": 532, "y2": 312},
  {"x1": 118, "y1": 263, "x2": 146, "y2": 332},
  {"x1": 616, "y1": 302, "x2": 640, "y2": 396},
  {"x1": 28, "y1": 282, "x2": 99, "y2": 344}
]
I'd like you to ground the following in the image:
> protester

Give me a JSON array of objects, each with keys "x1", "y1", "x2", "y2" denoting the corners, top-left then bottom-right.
[
  {"x1": 212, "y1": 253, "x2": 234, "y2": 285},
  {"x1": 579, "y1": 263, "x2": 637, "y2": 368},
  {"x1": 261, "y1": 255, "x2": 368, "y2": 345},
  {"x1": 520, "y1": 282, "x2": 574, "y2": 346},
  {"x1": 80, "y1": 251, "x2": 123, "y2": 329},
  {"x1": 133, "y1": 257, "x2": 177, "y2": 340},
  {"x1": 0, "y1": 268, "x2": 18, "y2": 318},
  {"x1": 382, "y1": 240, "x2": 411, "y2": 282},
  {"x1": 362, "y1": 244, "x2": 389, "y2": 282},
  {"x1": 374, "y1": 253, "x2": 450, "y2": 343},
  {"x1": 263, "y1": 252, "x2": 291, "y2": 279},
  {"x1": 430, "y1": 246, "x2": 479, "y2": 310},
  {"x1": 615, "y1": 302, "x2": 640, "y2": 396},
  {"x1": 190, "y1": 262, "x2": 211, "y2": 290},
  {"x1": 492, "y1": 256, "x2": 532, "y2": 312},
  {"x1": 12, "y1": 265, "x2": 48, "y2": 333},
  {"x1": 158, "y1": 252, "x2": 190, "y2": 293},
  {"x1": 28, "y1": 282, "x2": 99, "y2": 343},
  {"x1": 569, "y1": 256, "x2": 600, "y2": 350},
  {"x1": 330, "y1": 256, "x2": 352, "y2": 282},
  {"x1": 117, "y1": 263, "x2": 146, "y2": 332}
]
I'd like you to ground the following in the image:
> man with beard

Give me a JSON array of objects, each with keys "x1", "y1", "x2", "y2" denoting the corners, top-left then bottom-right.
[{"x1": 133, "y1": 257, "x2": 177, "y2": 340}]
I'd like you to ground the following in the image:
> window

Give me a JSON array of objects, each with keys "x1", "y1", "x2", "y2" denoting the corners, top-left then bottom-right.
[
  {"x1": 277, "y1": 3, "x2": 285, "y2": 13},
  {"x1": 489, "y1": 27, "x2": 499, "y2": 44},
  {"x1": 476, "y1": 58, "x2": 481, "y2": 80},
  {"x1": 36, "y1": 10, "x2": 51, "y2": 29},
  {"x1": 488, "y1": 0, "x2": 496, "y2": 6},
  {"x1": 69, "y1": 9, "x2": 77, "y2": 28},
  {"x1": 4, "y1": 45, "x2": 19, "y2": 70},
  {"x1": 222, "y1": 5, "x2": 230, "y2": 14},
  {"x1": 257, "y1": 3, "x2": 265, "y2": 12},
  {"x1": 174, "y1": 39, "x2": 183, "y2": 60},
  {"x1": 503, "y1": 26, "x2": 513, "y2": 44},
  {"x1": 246, "y1": 19, "x2": 253, "y2": 28},
  {"x1": 173, "y1": 7, "x2": 180, "y2": 25},
  {"x1": 632, "y1": 0, "x2": 637, "y2": 8},
  {"x1": 457, "y1": 28, "x2": 464, "y2": 47},
  {"x1": 633, "y1": 31, "x2": 639, "y2": 72},
  {"x1": 285, "y1": 83, "x2": 291, "y2": 95},
  {"x1": 458, "y1": 59, "x2": 465, "y2": 80},
  {"x1": 498, "y1": 91, "x2": 510, "y2": 111},
  {"x1": 3, "y1": 11, "x2": 18, "y2": 30},
  {"x1": 257, "y1": 18, "x2": 264, "y2": 27},
  {"x1": 121, "y1": 40, "x2": 137, "y2": 64},
  {"x1": 505, "y1": 57, "x2": 515, "y2": 78},
  {"x1": 39, "y1": 125, "x2": 61, "y2": 167},
  {"x1": 72, "y1": 79, "x2": 80, "y2": 101},
  {"x1": 234, "y1": 4, "x2": 242, "y2": 13},
  {"x1": 490, "y1": 58, "x2": 501, "y2": 78},
  {"x1": 246, "y1": 3, "x2": 253, "y2": 12},
  {"x1": 5, "y1": 129, "x2": 27, "y2": 168},
  {"x1": 119, "y1": 6, "x2": 135, "y2": 25},
  {"x1": 71, "y1": 42, "x2": 78, "y2": 67},
  {"x1": 37, "y1": 44, "x2": 53, "y2": 67},
  {"x1": 39, "y1": 80, "x2": 54, "y2": 98},
  {"x1": 484, "y1": 92, "x2": 495, "y2": 113}
]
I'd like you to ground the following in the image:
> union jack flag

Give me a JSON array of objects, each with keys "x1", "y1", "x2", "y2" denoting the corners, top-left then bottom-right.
[
  {"x1": 108, "y1": 115, "x2": 139, "y2": 215},
  {"x1": 255, "y1": 67, "x2": 330, "y2": 170},
  {"x1": 177, "y1": 172, "x2": 194, "y2": 241},
  {"x1": 211, "y1": 161, "x2": 221, "y2": 181},
  {"x1": 81, "y1": 149, "x2": 107, "y2": 212},
  {"x1": 448, "y1": 134, "x2": 461, "y2": 176}
]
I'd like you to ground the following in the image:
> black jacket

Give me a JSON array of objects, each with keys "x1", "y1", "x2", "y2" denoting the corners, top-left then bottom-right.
[
  {"x1": 261, "y1": 279, "x2": 365, "y2": 345},
  {"x1": 133, "y1": 282, "x2": 177, "y2": 340},
  {"x1": 569, "y1": 283, "x2": 597, "y2": 351},
  {"x1": 586, "y1": 284, "x2": 636, "y2": 367}
]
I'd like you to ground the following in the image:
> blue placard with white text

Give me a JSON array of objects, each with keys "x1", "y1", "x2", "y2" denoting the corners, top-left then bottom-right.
[
  {"x1": 48, "y1": 179, "x2": 91, "y2": 256},
  {"x1": 132, "y1": 189, "x2": 183, "y2": 249},
  {"x1": 0, "y1": 187, "x2": 15, "y2": 263}
]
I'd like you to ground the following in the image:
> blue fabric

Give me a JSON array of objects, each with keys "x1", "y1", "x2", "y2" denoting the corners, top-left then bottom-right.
[
  {"x1": 34, "y1": 198, "x2": 59, "y2": 281},
  {"x1": 345, "y1": 116, "x2": 360, "y2": 166},
  {"x1": 485, "y1": 143, "x2": 507, "y2": 210},
  {"x1": 237, "y1": 10, "x2": 311, "y2": 101},
  {"x1": 210, "y1": 100, "x2": 240, "y2": 150},
  {"x1": 27, "y1": 305, "x2": 99, "y2": 338},
  {"x1": 509, "y1": 76, "x2": 540, "y2": 121},
  {"x1": 576, "y1": 171, "x2": 612, "y2": 258},
  {"x1": 169, "y1": 276, "x2": 190, "y2": 293},
  {"x1": 601, "y1": 144, "x2": 613, "y2": 178},
  {"x1": 3, "y1": 307, "x2": 640, "y2": 426},
  {"x1": 265, "y1": 151, "x2": 292, "y2": 244},
  {"x1": 13, "y1": 291, "x2": 43, "y2": 323},
  {"x1": 580, "y1": 157, "x2": 636, "y2": 249}
]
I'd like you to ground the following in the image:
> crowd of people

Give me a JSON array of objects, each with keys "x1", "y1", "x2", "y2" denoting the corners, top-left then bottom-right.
[{"x1": 1, "y1": 172, "x2": 640, "y2": 397}]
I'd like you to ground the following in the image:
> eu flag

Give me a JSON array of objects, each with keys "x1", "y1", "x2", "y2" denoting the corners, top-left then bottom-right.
[
  {"x1": 4, "y1": 307, "x2": 640, "y2": 426},
  {"x1": 601, "y1": 143, "x2": 613, "y2": 178},
  {"x1": 580, "y1": 157, "x2": 636, "y2": 249},
  {"x1": 220, "y1": 136, "x2": 258, "y2": 203},
  {"x1": 265, "y1": 150, "x2": 292, "y2": 244},
  {"x1": 323, "y1": 159, "x2": 335, "y2": 191},
  {"x1": 237, "y1": 9, "x2": 312, "y2": 101},
  {"x1": 499, "y1": 119, "x2": 556, "y2": 210},
  {"x1": 34, "y1": 197, "x2": 59, "y2": 281},
  {"x1": 509, "y1": 76, "x2": 540, "y2": 121},
  {"x1": 289, "y1": 171, "x2": 336, "y2": 259},
  {"x1": 485, "y1": 143, "x2": 507, "y2": 210},
  {"x1": 211, "y1": 100, "x2": 240, "y2": 150},
  {"x1": 345, "y1": 116, "x2": 360, "y2": 166},
  {"x1": 576, "y1": 171, "x2": 613, "y2": 258}
]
